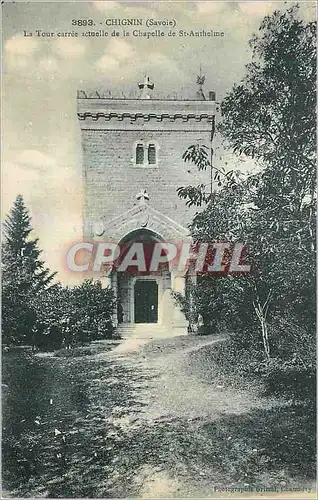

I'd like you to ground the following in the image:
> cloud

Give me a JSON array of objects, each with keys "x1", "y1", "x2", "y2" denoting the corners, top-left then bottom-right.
[
  {"x1": 108, "y1": 39, "x2": 134, "y2": 60},
  {"x1": 5, "y1": 34, "x2": 39, "y2": 56},
  {"x1": 95, "y1": 54, "x2": 120, "y2": 72},
  {"x1": 196, "y1": 2, "x2": 225, "y2": 16},
  {"x1": 92, "y1": 1, "x2": 120, "y2": 11},
  {"x1": 145, "y1": 52, "x2": 174, "y2": 72},
  {"x1": 53, "y1": 38, "x2": 86, "y2": 58},
  {"x1": 94, "y1": 45, "x2": 185, "y2": 88},
  {"x1": 4, "y1": 34, "x2": 39, "y2": 71},
  {"x1": 38, "y1": 57, "x2": 59, "y2": 72},
  {"x1": 95, "y1": 39, "x2": 134, "y2": 73},
  {"x1": 2, "y1": 152, "x2": 83, "y2": 285},
  {"x1": 143, "y1": 52, "x2": 184, "y2": 80},
  {"x1": 15, "y1": 150, "x2": 55, "y2": 170},
  {"x1": 1, "y1": 156, "x2": 52, "y2": 218},
  {"x1": 5, "y1": 55, "x2": 30, "y2": 71},
  {"x1": 238, "y1": 2, "x2": 275, "y2": 18}
]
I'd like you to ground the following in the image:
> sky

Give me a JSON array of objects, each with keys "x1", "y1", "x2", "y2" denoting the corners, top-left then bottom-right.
[{"x1": 2, "y1": 0, "x2": 316, "y2": 284}]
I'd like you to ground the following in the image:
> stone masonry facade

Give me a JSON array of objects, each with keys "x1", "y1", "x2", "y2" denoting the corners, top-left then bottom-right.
[
  {"x1": 78, "y1": 97, "x2": 215, "y2": 237},
  {"x1": 77, "y1": 78, "x2": 215, "y2": 333}
]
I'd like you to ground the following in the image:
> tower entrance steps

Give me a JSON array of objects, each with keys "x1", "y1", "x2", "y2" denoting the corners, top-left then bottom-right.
[{"x1": 115, "y1": 323, "x2": 186, "y2": 340}]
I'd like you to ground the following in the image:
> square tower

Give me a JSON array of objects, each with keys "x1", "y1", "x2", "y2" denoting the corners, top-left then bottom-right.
[{"x1": 77, "y1": 77, "x2": 215, "y2": 334}]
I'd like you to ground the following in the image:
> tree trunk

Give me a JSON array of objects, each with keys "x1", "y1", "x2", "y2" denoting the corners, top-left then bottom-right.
[
  {"x1": 253, "y1": 289, "x2": 272, "y2": 360},
  {"x1": 260, "y1": 316, "x2": 270, "y2": 359}
]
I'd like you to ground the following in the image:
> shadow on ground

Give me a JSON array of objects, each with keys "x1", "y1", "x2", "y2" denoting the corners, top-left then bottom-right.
[{"x1": 2, "y1": 340, "x2": 316, "y2": 498}]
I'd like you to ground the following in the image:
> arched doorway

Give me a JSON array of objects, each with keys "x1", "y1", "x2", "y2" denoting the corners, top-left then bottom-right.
[{"x1": 115, "y1": 228, "x2": 171, "y2": 325}]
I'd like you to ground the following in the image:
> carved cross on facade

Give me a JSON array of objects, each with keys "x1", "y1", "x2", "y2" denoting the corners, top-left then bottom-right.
[
  {"x1": 138, "y1": 75, "x2": 154, "y2": 99},
  {"x1": 136, "y1": 189, "x2": 150, "y2": 206}
]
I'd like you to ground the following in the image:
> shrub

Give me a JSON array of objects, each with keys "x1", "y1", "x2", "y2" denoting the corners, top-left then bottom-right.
[{"x1": 33, "y1": 279, "x2": 116, "y2": 350}]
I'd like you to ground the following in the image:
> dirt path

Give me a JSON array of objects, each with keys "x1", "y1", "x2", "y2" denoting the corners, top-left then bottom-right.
[
  {"x1": 3, "y1": 335, "x2": 316, "y2": 498},
  {"x1": 96, "y1": 334, "x2": 315, "y2": 498},
  {"x1": 109, "y1": 335, "x2": 270, "y2": 422}
]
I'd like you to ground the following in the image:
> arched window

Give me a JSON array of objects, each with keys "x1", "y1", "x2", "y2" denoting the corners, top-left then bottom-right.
[
  {"x1": 148, "y1": 144, "x2": 156, "y2": 165},
  {"x1": 133, "y1": 141, "x2": 159, "y2": 167},
  {"x1": 136, "y1": 144, "x2": 144, "y2": 165}
]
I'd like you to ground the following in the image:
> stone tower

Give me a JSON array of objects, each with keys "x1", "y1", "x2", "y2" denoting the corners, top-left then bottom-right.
[{"x1": 77, "y1": 75, "x2": 215, "y2": 335}]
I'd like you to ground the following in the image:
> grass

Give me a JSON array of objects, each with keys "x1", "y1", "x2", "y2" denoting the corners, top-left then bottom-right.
[
  {"x1": 53, "y1": 340, "x2": 121, "y2": 358},
  {"x1": 2, "y1": 339, "x2": 316, "y2": 498}
]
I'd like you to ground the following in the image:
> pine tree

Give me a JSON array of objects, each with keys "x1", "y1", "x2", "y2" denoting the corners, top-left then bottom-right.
[{"x1": 2, "y1": 195, "x2": 56, "y2": 345}]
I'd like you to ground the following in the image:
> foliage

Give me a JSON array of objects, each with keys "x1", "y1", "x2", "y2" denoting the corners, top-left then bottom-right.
[
  {"x1": 2, "y1": 196, "x2": 116, "y2": 349},
  {"x1": 33, "y1": 280, "x2": 116, "y2": 350},
  {"x1": 219, "y1": 6, "x2": 316, "y2": 206},
  {"x1": 2, "y1": 195, "x2": 56, "y2": 345},
  {"x1": 177, "y1": 144, "x2": 240, "y2": 207},
  {"x1": 176, "y1": 5, "x2": 316, "y2": 399},
  {"x1": 174, "y1": 274, "x2": 258, "y2": 337}
]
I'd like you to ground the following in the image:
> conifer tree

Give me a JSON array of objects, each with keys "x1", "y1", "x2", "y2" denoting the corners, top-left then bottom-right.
[{"x1": 2, "y1": 195, "x2": 56, "y2": 345}]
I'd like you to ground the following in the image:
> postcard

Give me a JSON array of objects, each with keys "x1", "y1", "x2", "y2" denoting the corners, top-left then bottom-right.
[{"x1": 2, "y1": 1, "x2": 316, "y2": 498}]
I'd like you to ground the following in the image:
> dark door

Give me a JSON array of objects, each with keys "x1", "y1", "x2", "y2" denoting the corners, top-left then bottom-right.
[{"x1": 134, "y1": 281, "x2": 158, "y2": 323}]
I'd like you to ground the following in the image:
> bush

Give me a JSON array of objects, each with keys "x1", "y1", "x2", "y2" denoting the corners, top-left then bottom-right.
[
  {"x1": 260, "y1": 357, "x2": 316, "y2": 402},
  {"x1": 33, "y1": 279, "x2": 116, "y2": 350},
  {"x1": 173, "y1": 275, "x2": 258, "y2": 336},
  {"x1": 212, "y1": 331, "x2": 316, "y2": 404}
]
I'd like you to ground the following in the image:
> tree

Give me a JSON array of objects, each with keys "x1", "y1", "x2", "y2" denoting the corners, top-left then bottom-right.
[
  {"x1": 2, "y1": 195, "x2": 56, "y2": 345},
  {"x1": 176, "y1": 5, "x2": 316, "y2": 372},
  {"x1": 219, "y1": 6, "x2": 316, "y2": 199},
  {"x1": 217, "y1": 5, "x2": 316, "y2": 357}
]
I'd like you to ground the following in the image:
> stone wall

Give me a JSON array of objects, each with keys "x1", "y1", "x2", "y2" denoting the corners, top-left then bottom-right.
[
  {"x1": 77, "y1": 97, "x2": 215, "y2": 237},
  {"x1": 82, "y1": 128, "x2": 211, "y2": 233}
]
